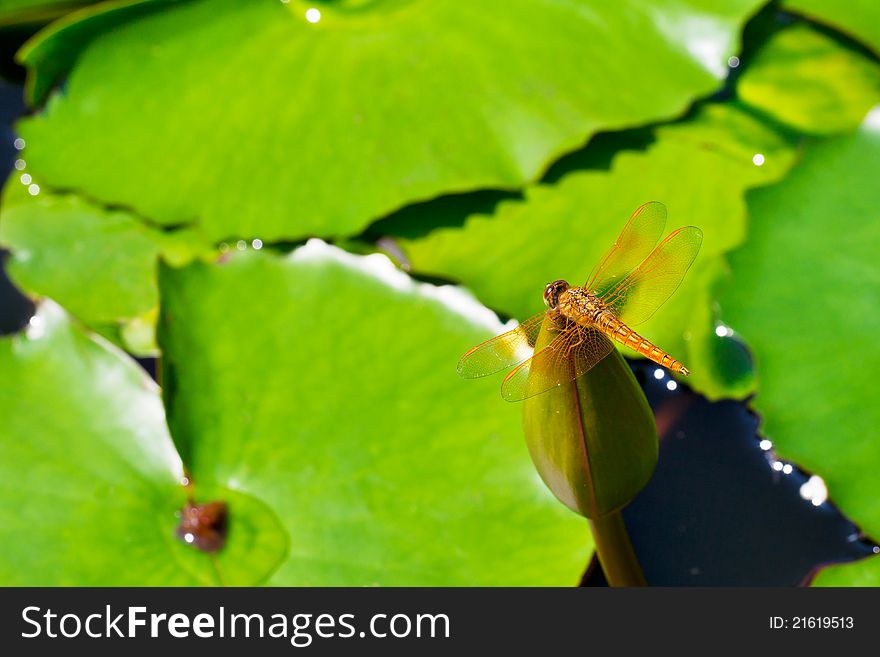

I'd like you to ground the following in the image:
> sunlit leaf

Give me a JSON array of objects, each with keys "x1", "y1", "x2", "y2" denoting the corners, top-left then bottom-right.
[
  {"x1": 0, "y1": 0, "x2": 99, "y2": 28},
  {"x1": 0, "y1": 190, "x2": 207, "y2": 354},
  {"x1": 0, "y1": 301, "x2": 287, "y2": 585},
  {"x1": 17, "y1": 0, "x2": 763, "y2": 240},
  {"x1": 401, "y1": 103, "x2": 798, "y2": 399},
  {"x1": 0, "y1": 193, "x2": 162, "y2": 322},
  {"x1": 738, "y1": 23, "x2": 880, "y2": 135},
  {"x1": 784, "y1": 0, "x2": 880, "y2": 56},
  {"x1": 719, "y1": 114, "x2": 880, "y2": 584},
  {"x1": 815, "y1": 555, "x2": 880, "y2": 586},
  {"x1": 13, "y1": 0, "x2": 170, "y2": 103},
  {"x1": 158, "y1": 242, "x2": 591, "y2": 585}
]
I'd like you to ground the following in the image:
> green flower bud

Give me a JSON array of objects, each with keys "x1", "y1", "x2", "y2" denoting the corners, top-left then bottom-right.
[{"x1": 522, "y1": 321, "x2": 658, "y2": 519}]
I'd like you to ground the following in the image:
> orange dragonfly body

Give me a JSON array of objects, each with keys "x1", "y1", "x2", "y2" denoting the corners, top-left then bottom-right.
[{"x1": 457, "y1": 201, "x2": 702, "y2": 402}]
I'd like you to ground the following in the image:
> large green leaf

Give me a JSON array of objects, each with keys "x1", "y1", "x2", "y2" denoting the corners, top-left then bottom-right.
[
  {"x1": 814, "y1": 554, "x2": 880, "y2": 587},
  {"x1": 0, "y1": 189, "x2": 207, "y2": 353},
  {"x1": 13, "y1": 0, "x2": 169, "y2": 103},
  {"x1": 0, "y1": 0, "x2": 96, "y2": 27},
  {"x1": 17, "y1": 0, "x2": 763, "y2": 240},
  {"x1": 401, "y1": 103, "x2": 797, "y2": 399},
  {"x1": 0, "y1": 192, "x2": 162, "y2": 322},
  {"x1": 738, "y1": 23, "x2": 880, "y2": 135},
  {"x1": 0, "y1": 301, "x2": 287, "y2": 585},
  {"x1": 783, "y1": 0, "x2": 880, "y2": 56},
  {"x1": 158, "y1": 241, "x2": 591, "y2": 585},
  {"x1": 719, "y1": 113, "x2": 880, "y2": 584}
]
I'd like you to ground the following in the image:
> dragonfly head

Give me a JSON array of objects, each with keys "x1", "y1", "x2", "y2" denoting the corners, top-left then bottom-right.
[{"x1": 543, "y1": 279, "x2": 570, "y2": 310}]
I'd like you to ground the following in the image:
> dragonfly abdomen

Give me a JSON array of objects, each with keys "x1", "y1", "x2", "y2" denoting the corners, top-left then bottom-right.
[
  {"x1": 560, "y1": 287, "x2": 689, "y2": 376},
  {"x1": 595, "y1": 313, "x2": 689, "y2": 376}
]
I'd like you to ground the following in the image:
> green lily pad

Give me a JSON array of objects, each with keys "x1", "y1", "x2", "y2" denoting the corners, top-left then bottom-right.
[
  {"x1": 13, "y1": 0, "x2": 169, "y2": 103},
  {"x1": 737, "y1": 23, "x2": 880, "y2": 135},
  {"x1": 158, "y1": 241, "x2": 591, "y2": 585},
  {"x1": 401, "y1": 103, "x2": 798, "y2": 399},
  {"x1": 783, "y1": 0, "x2": 880, "y2": 55},
  {"x1": 0, "y1": 300, "x2": 287, "y2": 585},
  {"x1": 719, "y1": 114, "x2": 880, "y2": 584},
  {"x1": 814, "y1": 555, "x2": 880, "y2": 587},
  {"x1": 0, "y1": 0, "x2": 96, "y2": 27},
  {"x1": 18, "y1": 0, "x2": 763, "y2": 240},
  {"x1": 0, "y1": 192, "x2": 162, "y2": 322},
  {"x1": 0, "y1": 189, "x2": 208, "y2": 354}
]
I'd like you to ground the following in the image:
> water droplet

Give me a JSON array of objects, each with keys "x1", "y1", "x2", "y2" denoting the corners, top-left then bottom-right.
[
  {"x1": 727, "y1": 56, "x2": 740, "y2": 68},
  {"x1": 666, "y1": 380, "x2": 678, "y2": 391},
  {"x1": 306, "y1": 7, "x2": 321, "y2": 23},
  {"x1": 782, "y1": 464, "x2": 793, "y2": 475},
  {"x1": 653, "y1": 368, "x2": 665, "y2": 380},
  {"x1": 799, "y1": 475, "x2": 828, "y2": 506},
  {"x1": 236, "y1": 240, "x2": 247, "y2": 251},
  {"x1": 26, "y1": 315, "x2": 44, "y2": 339},
  {"x1": 14, "y1": 159, "x2": 25, "y2": 171},
  {"x1": 866, "y1": 107, "x2": 880, "y2": 132},
  {"x1": 27, "y1": 184, "x2": 40, "y2": 196},
  {"x1": 759, "y1": 439, "x2": 772, "y2": 451},
  {"x1": 20, "y1": 173, "x2": 32, "y2": 185},
  {"x1": 772, "y1": 461, "x2": 784, "y2": 472},
  {"x1": 752, "y1": 153, "x2": 765, "y2": 166},
  {"x1": 219, "y1": 242, "x2": 230, "y2": 253},
  {"x1": 252, "y1": 238, "x2": 263, "y2": 250},
  {"x1": 13, "y1": 137, "x2": 25, "y2": 150}
]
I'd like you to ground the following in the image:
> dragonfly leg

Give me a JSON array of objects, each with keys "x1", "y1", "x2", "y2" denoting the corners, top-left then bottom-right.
[{"x1": 564, "y1": 325, "x2": 588, "y2": 358}]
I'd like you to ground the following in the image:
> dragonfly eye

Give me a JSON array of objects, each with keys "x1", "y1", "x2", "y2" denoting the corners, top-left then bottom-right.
[{"x1": 543, "y1": 280, "x2": 569, "y2": 308}]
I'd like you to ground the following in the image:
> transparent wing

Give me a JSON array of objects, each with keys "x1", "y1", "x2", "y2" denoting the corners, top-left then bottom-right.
[
  {"x1": 600, "y1": 226, "x2": 703, "y2": 326},
  {"x1": 501, "y1": 323, "x2": 614, "y2": 402},
  {"x1": 457, "y1": 312, "x2": 550, "y2": 379},
  {"x1": 586, "y1": 201, "x2": 667, "y2": 297}
]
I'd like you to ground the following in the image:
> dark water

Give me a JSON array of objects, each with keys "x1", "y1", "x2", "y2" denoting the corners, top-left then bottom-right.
[
  {"x1": 0, "y1": 79, "x2": 33, "y2": 335},
  {"x1": 582, "y1": 361, "x2": 876, "y2": 586},
  {"x1": 0, "y1": 75, "x2": 875, "y2": 586}
]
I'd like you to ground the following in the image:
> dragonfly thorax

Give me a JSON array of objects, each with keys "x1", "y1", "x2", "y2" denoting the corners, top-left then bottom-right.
[{"x1": 558, "y1": 287, "x2": 609, "y2": 326}]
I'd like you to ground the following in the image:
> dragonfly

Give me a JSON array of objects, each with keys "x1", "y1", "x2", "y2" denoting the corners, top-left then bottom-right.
[{"x1": 457, "y1": 201, "x2": 702, "y2": 402}]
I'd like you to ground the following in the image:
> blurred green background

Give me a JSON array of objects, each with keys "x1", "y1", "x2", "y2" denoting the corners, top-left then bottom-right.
[{"x1": 0, "y1": 0, "x2": 878, "y2": 586}]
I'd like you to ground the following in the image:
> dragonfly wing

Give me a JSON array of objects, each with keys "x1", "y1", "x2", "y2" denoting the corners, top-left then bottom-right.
[
  {"x1": 457, "y1": 312, "x2": 550, "y2": 379},
  {"x1": 586, "y1": 201, "x2": 667, "y2": 296},
  {"x1": 501, "y1": 324, "x2": 614, "y2": 402},
  {"x1": 600, "y1": 225, "x2": 703, "y2": 326}
]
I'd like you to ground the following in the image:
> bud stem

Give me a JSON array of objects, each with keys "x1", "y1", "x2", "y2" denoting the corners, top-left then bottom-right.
[{"x1": 588, "y1": 511, "x2": 646, "y2": 586}]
